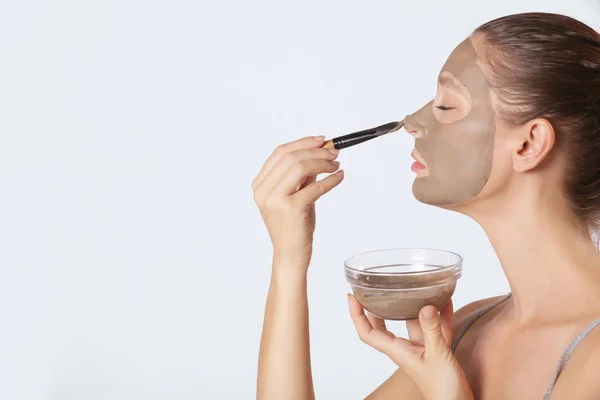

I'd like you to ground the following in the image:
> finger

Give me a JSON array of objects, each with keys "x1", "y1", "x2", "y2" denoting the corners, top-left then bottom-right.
[
  {"x1": 258, "y1": 148, "x2": 339, "y2": 194},
  {"x1": 273, "y1": 159, "x2": 340, "y2": 196},
  {"x1": 440, "y1": 299, "x2": 454, "y2": 347},
  {"x1": 419, "y1": 305, "x2": 447, "y2": 353},
  {"x1": 348, "y1": 295, "x2": 395, "y2": 354},
  {"x1": 299, "y1": 174, "x2": 316, "y2": 190},
  {"x1": 366, "y1": 312, "x2": 390, "y2": 335},
  {"x1": 406, "y1": 319, "x2": 425, "y2": 346},
  {"x1": 252, "y1": 136, "x2": 326, "y2": 190},
  {"x1": 295, "y1": 170, "x2": 344, "y2": 204}
]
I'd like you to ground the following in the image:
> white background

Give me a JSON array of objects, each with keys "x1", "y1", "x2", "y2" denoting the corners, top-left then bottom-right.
[{"x1": 1, "y1": 0, "x2": 599, "y2": 399}]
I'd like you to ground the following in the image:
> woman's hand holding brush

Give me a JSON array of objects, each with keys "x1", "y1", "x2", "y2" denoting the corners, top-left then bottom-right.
[
  {"x1": 254, "y1": 135, "x2": 344, "y2": 400},
  {"x1": 252, "y1": 135, "x2": 344, "y2": 273}
]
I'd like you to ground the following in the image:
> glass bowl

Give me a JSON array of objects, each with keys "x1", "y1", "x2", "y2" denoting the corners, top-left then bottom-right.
[{"x1": 344, "y1": 248, "x2": 462, "y2": 320}]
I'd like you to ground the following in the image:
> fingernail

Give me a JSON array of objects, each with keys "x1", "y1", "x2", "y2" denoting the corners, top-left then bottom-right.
[
  {"x1": 313, "y1": 135, "x2": 325, "y2": 141},
  {"x1": 336, "y1": 170, "x2": 344, "y2": 177},
  {"x1": 328, "y1": 149, "x2": 339, "y2": 155},
  {"x1": 332, "y1": 161, "x2": 340, "y2": 167},
  {"x1": 423, "y1": 306, "x2": 436, "y2": 320}
]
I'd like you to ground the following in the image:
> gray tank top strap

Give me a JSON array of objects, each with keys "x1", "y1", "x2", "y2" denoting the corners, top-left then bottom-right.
[
  {"x1": 451, "y1": 293, "x2": 512, "y2": 353},
  {"x1": 543, "y1": 315, "x2": 600, "y2": 399}
]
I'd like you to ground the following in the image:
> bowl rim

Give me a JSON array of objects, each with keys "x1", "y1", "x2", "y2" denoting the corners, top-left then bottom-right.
[{"x1": 343, "y1": 247, "x2": 463, "y2": 276}]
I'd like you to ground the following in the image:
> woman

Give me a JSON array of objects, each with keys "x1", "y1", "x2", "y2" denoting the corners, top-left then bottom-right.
[{"x1": 252, "y1": 12, "x2": 600, "y2": 400}]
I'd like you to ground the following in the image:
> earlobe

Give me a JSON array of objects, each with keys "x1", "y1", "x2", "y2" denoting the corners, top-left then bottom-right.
[{"x1": 513, "y1": 119, "x2": 556, "y2": 172}]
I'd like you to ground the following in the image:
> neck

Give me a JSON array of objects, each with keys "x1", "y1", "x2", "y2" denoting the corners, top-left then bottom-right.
[{"x1": 464, "y1": 178, "x2": 600, "y2": 323}]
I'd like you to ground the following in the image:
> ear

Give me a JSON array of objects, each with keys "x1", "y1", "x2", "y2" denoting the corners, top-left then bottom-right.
[{"x1": 512, "y1": 118, "x2": 555, "y2": 173}]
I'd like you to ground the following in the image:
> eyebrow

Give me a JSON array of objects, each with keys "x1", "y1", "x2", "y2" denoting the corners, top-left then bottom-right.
[{"x1": 438, "y1": 72, "x2": 471, "y2": 100}]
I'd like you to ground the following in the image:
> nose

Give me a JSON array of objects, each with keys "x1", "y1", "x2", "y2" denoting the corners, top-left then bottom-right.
[{"x1": 403, "y1": 114, "x2": 424, "y2": 138}]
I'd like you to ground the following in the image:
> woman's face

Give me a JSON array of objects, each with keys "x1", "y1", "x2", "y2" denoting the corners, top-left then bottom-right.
[{"x1": 404, "y1": 38, "x2": 496, "y2": 206}]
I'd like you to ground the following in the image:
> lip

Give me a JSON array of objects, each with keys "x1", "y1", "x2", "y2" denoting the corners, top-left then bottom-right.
[
  {"x1": 410, "y1": 149, "x2": 429, "y2": 176},
  {"x1": 411, "y1": 149, "x2": 428, "y2": 168}
]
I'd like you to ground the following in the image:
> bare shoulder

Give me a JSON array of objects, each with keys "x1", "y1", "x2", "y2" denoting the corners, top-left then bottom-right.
[
  {"x1": 453, "y1": 295, "x2": 508, "y2": 338},
  {"x1": 549, "y1": 321, "x2": 600, "y2": 399}
]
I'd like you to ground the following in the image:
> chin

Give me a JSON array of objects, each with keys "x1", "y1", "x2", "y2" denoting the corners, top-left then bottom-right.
[
  {"x1": 411, "y1": 180, "x2": 463, "y2": 210},
  {"x1": 412, "y1": 182, "x2": 441, "y2": 206}
]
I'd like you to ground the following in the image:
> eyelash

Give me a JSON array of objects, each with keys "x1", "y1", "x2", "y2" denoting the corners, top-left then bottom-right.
[{"x1": 435, "y1": 105, "x2": 453, "y2": 111}]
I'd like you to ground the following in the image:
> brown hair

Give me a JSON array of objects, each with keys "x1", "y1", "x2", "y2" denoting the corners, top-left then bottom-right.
[{"x1": 473, "y1": 13, "x2": 600, "y2": 231}]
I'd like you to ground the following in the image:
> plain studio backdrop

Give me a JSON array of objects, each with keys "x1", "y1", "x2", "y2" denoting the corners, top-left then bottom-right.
[{"x1": 1, "y1": 0, "x2": 599, "y2": 399}]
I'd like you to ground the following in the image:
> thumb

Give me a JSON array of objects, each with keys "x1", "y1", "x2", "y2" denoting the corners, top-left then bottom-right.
[{"x1": 419, "y1": 305, "x2": 447, "y2": 353}]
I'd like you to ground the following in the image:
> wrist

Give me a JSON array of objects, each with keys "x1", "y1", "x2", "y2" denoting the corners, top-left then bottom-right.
[
  {"x1": 272, "y1": 251, "x2": 310, "y2": 273},
  {"x1": 271, "y1": 261, "x2": 308, "y2": 283}
]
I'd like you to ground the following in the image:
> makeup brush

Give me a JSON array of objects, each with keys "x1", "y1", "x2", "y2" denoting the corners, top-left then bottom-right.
[{"x1": 322, "y1": 120, "x2": 405, "y2": 150}]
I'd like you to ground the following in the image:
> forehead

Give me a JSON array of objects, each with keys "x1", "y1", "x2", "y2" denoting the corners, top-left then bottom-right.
[{"x1": 439, "y1": 38, "x2": 489, "y2": 94}]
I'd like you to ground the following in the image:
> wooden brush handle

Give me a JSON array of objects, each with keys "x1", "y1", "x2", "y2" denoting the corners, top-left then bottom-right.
[{"x1": 322, "y1": 140, "x2": 336, "y2": 149}]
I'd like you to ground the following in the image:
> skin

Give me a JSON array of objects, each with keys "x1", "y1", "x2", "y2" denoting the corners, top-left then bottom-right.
[
  {"x1": 254, "y1": 33, "x2": 600, "y2": 400},
  {"x1": 405, "y1": 39, "x2": 495, "y2": 206},
  {"x1": 253, "y1": 137, "x2": 344, "y2": 400}
]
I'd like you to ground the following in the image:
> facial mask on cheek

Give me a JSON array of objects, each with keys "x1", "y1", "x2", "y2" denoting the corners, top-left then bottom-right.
[{"x1": 407, "y1": 39, "x2": 495, "y2": 206}]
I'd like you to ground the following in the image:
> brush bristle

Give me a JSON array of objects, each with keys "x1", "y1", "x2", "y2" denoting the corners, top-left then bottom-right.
[{"x1": 389, "y1": 120, "x2": 404, "y2": 133}]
